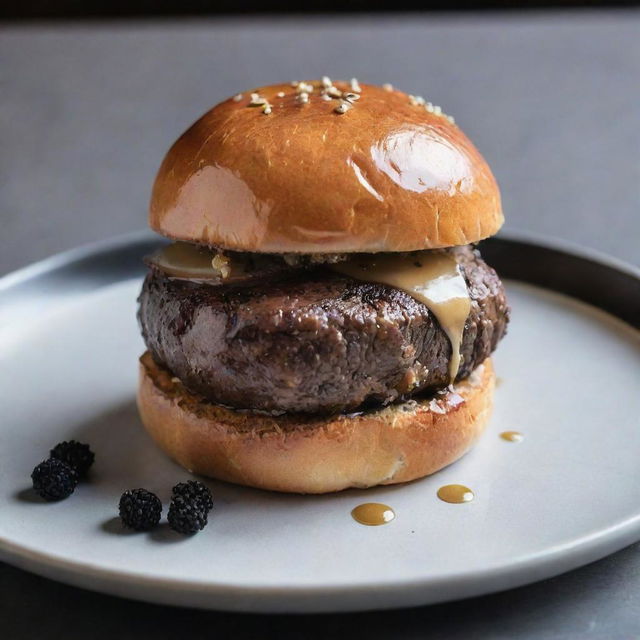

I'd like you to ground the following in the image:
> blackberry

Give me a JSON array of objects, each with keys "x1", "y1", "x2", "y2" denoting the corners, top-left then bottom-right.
[
  {"x1": 171, "y1": 481, "x2": 213, "y2": 512},
  {"x1": 167, "y1": 496, "x2": 208, "y2": 534},
  {"x1": 50, "y1": 440, "x2": 95, "y2": 478},
  {"x1": 31, "y1": 458, "x2": 78, "y2": 501},
  {"x1": 119, "y1": 489, "x2": 162, "y2": 531}
]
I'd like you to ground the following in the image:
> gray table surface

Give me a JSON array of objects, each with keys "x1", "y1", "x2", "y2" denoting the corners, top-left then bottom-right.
[{"x1": 1, "y1": 12, "x2": 639, "y2": 639}]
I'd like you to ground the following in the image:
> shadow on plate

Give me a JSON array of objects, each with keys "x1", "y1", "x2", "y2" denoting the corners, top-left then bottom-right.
[
  {"x1": 101, "y1": 516, "x2": 139, "y2": 536},
  {"x1": 100, "y1": 516, "x2": 189, "y2": 543},
  {"x1": 67, "y1": 397, "x2": 417, "y2": 505},
  {"x1": 62, "y1": 396, "x2": 444, "y2": 545},
  {"x1": 14, "y1": 487, "x2": 47, "y2": 504},
  {"x1": 68, "y1": 399, "x2": 180, "y2": 500},
  {"x1": 148, "y1": 522, "x2": 197, "y2": 544}
]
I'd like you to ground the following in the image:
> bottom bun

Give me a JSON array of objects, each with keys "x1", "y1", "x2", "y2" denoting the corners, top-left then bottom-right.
[{"x1": 137, "y1": 352, "x2": 495, "y2": 494}]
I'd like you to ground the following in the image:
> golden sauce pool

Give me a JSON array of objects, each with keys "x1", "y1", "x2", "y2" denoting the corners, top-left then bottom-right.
[
  {"x1": 351, "y1": 503, "x2": 396, "y2": 526},
  {"x1": 437, "y1": 484, "x2": 474, "y2": 504},
  {"x1": 500, "y1": 431, "x2": 524, "y2": 442}
]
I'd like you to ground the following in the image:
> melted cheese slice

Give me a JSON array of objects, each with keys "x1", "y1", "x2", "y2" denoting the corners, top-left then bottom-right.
[
  {"x1": 332, "y1": 251, "x2": 471, "y2": 380},
  {"x1": 147, "y1": 242, "x2": 243, "y2": 282}
]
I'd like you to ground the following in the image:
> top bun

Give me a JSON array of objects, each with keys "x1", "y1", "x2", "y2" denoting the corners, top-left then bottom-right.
[{"x1": 150, "y1": 80, "x2": 503, "y2": 253}]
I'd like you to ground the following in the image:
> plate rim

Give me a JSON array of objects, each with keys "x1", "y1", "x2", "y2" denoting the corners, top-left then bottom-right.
[
  {"x1": 1, "y1": 507, "x2": 639, "y2": 613},
  {"x1": 1, "y1": 229, "x2": 639, "y2": 613}
]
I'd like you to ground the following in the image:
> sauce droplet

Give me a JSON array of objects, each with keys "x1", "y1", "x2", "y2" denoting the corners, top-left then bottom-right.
[
  {"x1": 437, "y1": 484, "x2": 474, "y2": 503},
  {"x1": 500, "y1": 431, "x2": 524, "y2": 442},
  {"x1": 351, "y1": 503, "x2": 395, "y2": 526}
]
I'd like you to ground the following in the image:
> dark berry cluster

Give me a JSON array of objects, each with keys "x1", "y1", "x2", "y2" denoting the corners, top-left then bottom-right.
[
  {"x1": 172, "y1": 481, "x2": 214, "y2": 512},
  {"x1": 28, "y1": 439, "x2": 213, "y2": 539},
  {"x1": 168, "y1": 480, "x2": 213, "y2": 534},
  {"x1": 30, "y1": 440, "x2": 95, "y2": 501},
  {"x1": 119, "y1": 489, "x2": 163, "y2": 531},
  {"x1": 117, "y1": 480, "x2": 212, "y2": 535},
  {"x1": 31, "y1": 458, "x2": 78, "y2": 501},
  {"x1": 50, "y1": 440, "x2": 95, "y2": 478},
  {"x1": 167, "y1": 496, "x2": 209, "y2": 534}
]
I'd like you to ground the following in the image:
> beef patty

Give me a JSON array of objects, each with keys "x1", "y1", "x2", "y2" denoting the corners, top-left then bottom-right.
[{"x1": 138, "y1": 245, "x2": 509, "y2": 414}]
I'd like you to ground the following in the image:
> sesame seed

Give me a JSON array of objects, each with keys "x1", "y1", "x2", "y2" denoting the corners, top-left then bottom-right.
[
  {"x1": 262, "y1": 103, "x2": 272, "y2": 115},
  {"x1": 248, "y1": 93, "x2": 268, "y2": 107},
  {"x1": 335, "y1": 101, "x2": 352, "y2": 114},
  {"x1": 232, "y1": 93, "x2": 243, "y2": 102},
  {"x1": 321, "y1": 93, "x2": 332, "y2": 101},
  {"x1": 350, "y1": 78, "x2": 361, "y2": 93},
  {"x1": 296, "y1": 92, "x2": 309, "y2": 104},
  {"x1": 276, "y1": 91, "x2": 285, "y2": 98},
  {"x1": 406, "y1": 90, "x2": 454, "y2": 122},
  {"x1": 342, "y1": 92, "x2": 360, "y2": 103},
  {"x1": 326, "y1": 86, "x2": 342, "y2": 98},
  {"x1": 321, "y1": 76, "x2": 332, "y2": 88},
  {"x1": 382, "y1": 83, "x2": 393, "y2": 92},
  {"x1": 295, "y1": 81, "x2": 313, "y2": 94}
]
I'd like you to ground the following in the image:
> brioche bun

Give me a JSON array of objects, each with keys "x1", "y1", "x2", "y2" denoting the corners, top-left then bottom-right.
[
  {"x1": 137, "y1": 351, "x2": 495, "y2": 494},
  {"x1": 150, "y1": 81, "x2": 502, "y2": 254}
]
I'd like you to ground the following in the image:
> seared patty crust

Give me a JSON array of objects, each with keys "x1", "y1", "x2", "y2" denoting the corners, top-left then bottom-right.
[{"x1": 138, "y1": 246, "x2": 509, "y2": 414}]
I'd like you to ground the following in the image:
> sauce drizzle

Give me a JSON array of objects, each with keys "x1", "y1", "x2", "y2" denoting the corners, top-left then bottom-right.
[{"x1": 332, "y1": 250, "x2": 471, "y2": 380}]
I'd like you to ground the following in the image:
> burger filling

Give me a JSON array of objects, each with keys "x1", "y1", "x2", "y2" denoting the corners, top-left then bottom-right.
[{"x1": 138, "y1": 243, "x2": 509, "y2": 415}]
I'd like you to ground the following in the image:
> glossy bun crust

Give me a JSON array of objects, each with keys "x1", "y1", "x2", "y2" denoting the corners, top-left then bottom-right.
[
  {"x1": 137, "y1": 351, "x2": 495, "y2": 494},
  {"x1": 150, "y1": 81, "x2": 503, "y2": 253}
]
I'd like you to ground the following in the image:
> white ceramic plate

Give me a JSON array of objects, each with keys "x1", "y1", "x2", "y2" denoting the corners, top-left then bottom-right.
[{"x1": 1, "y1": 232, "x2": 639, "y2": 613}]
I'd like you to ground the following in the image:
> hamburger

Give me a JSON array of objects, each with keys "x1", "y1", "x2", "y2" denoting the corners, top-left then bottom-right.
[{"x1": 136, "y1": 79, "x2": 509, "y2": 494}]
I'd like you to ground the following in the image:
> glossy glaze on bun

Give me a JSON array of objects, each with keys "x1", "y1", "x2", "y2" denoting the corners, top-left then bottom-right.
[
  {"x1": 137, "y1": 352, "x2": 495, "y2": 494},
  {"x1": 150, "y1": 81, "x2": 503, "y2": 254}
]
